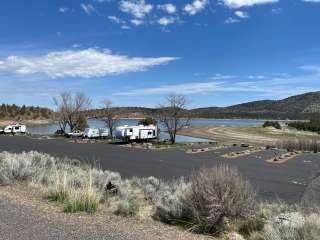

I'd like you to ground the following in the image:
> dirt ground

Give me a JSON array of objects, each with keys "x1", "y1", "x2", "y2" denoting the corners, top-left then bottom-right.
[
  {"x1": 179, "y1": 125, "x2": 320, "y2": 146},
  {"x1": 0, "y1": 185, "x2": 210, "y2": 240}
]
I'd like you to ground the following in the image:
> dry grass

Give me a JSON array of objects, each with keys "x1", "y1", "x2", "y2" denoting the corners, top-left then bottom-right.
[{"x1": 276, "y1": 139, "x2": 320, "y2": 152}]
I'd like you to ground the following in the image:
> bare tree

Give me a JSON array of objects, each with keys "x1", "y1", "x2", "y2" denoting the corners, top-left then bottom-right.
[
  {"x1": 102, "y1": 100, "x2": 119, "y2": 136},
  {"x1": 158, "y1": 95, "x2": 190, "y2": 144},
  {"x1": 53, "y1": 92, "x2": 91, "y2": 133}
]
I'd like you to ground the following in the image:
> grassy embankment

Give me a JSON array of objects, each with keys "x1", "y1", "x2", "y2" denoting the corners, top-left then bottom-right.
[{"x1": 1, "y1": 151, "x2": 320, "y2": 239}]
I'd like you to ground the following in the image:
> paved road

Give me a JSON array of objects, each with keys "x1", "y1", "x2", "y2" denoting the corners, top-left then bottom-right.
[{"x1": 0, "y1": 135, "x2": 319, "y2": 203}]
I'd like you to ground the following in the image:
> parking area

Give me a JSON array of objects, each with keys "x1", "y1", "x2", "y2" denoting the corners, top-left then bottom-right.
[{"x1": 0, "y1": 135, "x2": 319, "y2": 203}]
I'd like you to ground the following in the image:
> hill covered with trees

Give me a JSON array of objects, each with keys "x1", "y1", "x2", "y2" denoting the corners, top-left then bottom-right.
[
  {"x1": 0, "y1": 104, "x2": 53, "y2": 120},
  {"x1": 189, "y1": 91, "x2": 320, "y2": 119}
]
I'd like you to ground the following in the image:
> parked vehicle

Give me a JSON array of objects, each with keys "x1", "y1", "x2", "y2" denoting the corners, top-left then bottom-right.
[
  {"x1": 83, "y1": 128, "x2": 100, "y2": 139},
  {"x1": 115, "y1": 125, "x2": 157, "y2": 141},
  {"x1": 0, "y1": 128, "x2": 3, "y2": 134},
  {"x1": 67, "y1": 130, "x2": 83, "y2": 138},
  {"x1": 4, "y1": 124, "x2": 27, "y2": 135},
  {"x1": 83, "y1": 128, "x2": 109, "y2": 139},
  {"x1": 99, "y1": 128, "x2": 109, "y2": 138}
]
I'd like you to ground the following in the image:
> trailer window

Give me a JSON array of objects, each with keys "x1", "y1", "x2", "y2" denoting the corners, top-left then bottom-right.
[
  {"x1": 15, "y1": 127, "x2": 19, "y2": 130},
  {"x1": 129, "y1": 129, "x2": 133, "y2": 132},
  {"x1": 148, "y1": 131, "x2": 152, "y2": 135}
]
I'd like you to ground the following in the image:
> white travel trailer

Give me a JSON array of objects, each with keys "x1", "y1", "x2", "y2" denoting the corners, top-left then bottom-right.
[
  {"x1": 83, "y1": 128, "x2": 100, "y2": 138},
  {"x1": 4, "y1": 124, "x2": 27, "y2": 135},
  {"x1": 83, "y1": 128, "x2": 109, "y2": 139},
  {"x1": 115, "y1": 125, "x2": 157, "y2": 141},
  {"x1": 99, "y1": 128, "x2": 109, "y2": 138}
]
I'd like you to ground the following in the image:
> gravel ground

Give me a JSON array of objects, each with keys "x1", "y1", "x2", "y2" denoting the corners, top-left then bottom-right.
[{"x1": 0, "y1": 186, "x2": 209, "y2": 240}]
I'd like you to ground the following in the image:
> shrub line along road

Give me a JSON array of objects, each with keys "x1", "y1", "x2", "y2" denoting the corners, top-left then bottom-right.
[{"x1": 0, "y1": 135, "x2": 319, "y2": 203}]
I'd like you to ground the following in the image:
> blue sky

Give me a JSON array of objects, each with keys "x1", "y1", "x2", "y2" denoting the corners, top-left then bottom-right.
[{"x1": 0, "y1": 0, "x2": 320, "y2": 109}]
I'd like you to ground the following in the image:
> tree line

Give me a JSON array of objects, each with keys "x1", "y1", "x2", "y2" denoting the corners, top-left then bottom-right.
[
  {"x1": 288, "y1": 119, "x2": 320, "y2": 133},
  {"x1": 0, "y1": 104, "x2": 52, "y2": 120}
]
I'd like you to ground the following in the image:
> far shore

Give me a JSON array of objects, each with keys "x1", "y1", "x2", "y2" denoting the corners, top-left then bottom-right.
[{"x1": 0, "y1": 119, "x2": 55, "y2": 127}]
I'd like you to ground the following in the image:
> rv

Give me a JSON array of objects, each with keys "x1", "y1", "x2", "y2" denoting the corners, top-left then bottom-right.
[
  {"x1": 4, "y1": 124, "x2": 27, "y2": 135},
  {"x1": 99, "y1": 128, "x2": 109, "y2": 138},
  {"x1": 83, "y1": 128, "x2": 109, "y2": 139},
  {"x1": 115, "y1": 125, "x2": 157, "y2": 141}
]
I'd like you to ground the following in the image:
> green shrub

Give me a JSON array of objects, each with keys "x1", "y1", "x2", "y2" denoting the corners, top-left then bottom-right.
[
  {"x1": 263, "y1": 121, "x2": 282, "y2": 129},
  {"x1": 115, "y1": 198, "x2": 139, "y2": 217},
  {"x1": 288, "y1": 120, "x2": 320, "y2": 133}
]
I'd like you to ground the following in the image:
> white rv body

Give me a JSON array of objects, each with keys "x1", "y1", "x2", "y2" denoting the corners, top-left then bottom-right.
[
  {"x1": 83, "y1": 128, "x2": 100, "y2": 138},
  {"x1": 115, "y1": 125, "x2": 157, "y2": 141},
  {"x1": 4, "y1": 124, "x2": 27, "y2": 134},
  {"x1": 99, "y1": 128, "x2": 109, "y2": 138},
  {"x1": 83, "y1": 128, "x2": 109, "y2": 139}
]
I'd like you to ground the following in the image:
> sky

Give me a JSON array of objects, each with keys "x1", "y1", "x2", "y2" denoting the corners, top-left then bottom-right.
[{"x1": 0, "y1": 0, "x2": 320, "y2": 109}]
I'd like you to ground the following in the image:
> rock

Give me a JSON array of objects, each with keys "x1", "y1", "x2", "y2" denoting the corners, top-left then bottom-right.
[
  {"x1": 273, "y1": 212, "x2": 305, "y2": 228},
  {"x1": 226, "y1": 232, "x2": 244, "y2": 240}
]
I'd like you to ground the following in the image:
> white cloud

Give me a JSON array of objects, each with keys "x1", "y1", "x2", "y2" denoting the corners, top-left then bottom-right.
[
  {"x1": 300, "y1": 65, "x2": 320, "y2": 75},
  {"x1": 210, "y1": 74, "x2": 237, "y2": 80},
  {"x1": 184, "y1": 0, "x2": 208, "y2": 15},
  {"x1": 81, "y1": 3, "x2": 96, "y2": 15},
  {"x1": 121, "y1": 25, "x2": 131, "y2": 29},
  {"x1": 220, "y1": 0, "x2": 278, "y2": 8},
  {"x1": 234, "y1": 10, "x2": 249, "y2": 18},
  {"x1": 303, "y1": 0, "x2": 320, "y2": 2},
  {"x1": 119, "y1": 0, "x2": 153, "y2": 18},
  {"x1": 0, "y1": 48, "x2": 179, "y2": 78},
  {"x1": 114, "y1": 66, "x2": 320, "y2": 98},
  {"x1": 108, "y1": 16, "x2": 123, "y2": 24},
  {"x1": 58, "y1": 7, "x2": 69, "y2": 13},
  {"x1": 158, "y1": 16, "x2": 176, "y2": 26},
  {"x1": 271, "y1": 8, "x2": 282, "y2": 14},
  {"x1": 157, "y1": 3, "x2": 177, "y2": 14},
  {"x1": 131, "y1": 19, "x2": 144, "y2": 26},
  {"x1": 225, "y1": 17, "x2": 240, "y2": 24}
]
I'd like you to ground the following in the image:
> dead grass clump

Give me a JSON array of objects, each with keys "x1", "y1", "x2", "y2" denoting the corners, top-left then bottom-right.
[{"x1": 277, "y1": 139, "x2": 320, "y2": 153}]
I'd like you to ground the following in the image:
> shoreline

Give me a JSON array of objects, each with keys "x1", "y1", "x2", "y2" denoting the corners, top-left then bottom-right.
[{"x1": 0, "y1": 119, "x2": 55, "y2": 127}]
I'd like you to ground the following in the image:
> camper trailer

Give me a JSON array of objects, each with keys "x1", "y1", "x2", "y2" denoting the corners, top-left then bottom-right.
[
  {"x1": 99, "y1": 128, "x2": 109, "y2": 138},
  {"x1": 83, "y1": 128, "x2": 109, "y2": 139},
  {"x1": 115, "y1": 125, "x2": 157, "y2": 141},
  {"x1": 83, "y1": 128, "x2": 100, "y2": 138},
  {"x1": 4, "y1": 124, "x2": 27, "y2": 135}
]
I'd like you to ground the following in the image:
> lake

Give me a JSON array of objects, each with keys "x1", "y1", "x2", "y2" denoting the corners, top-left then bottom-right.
[{"x1": 28, "y1": 118, "x2": 264, "y2": 142}]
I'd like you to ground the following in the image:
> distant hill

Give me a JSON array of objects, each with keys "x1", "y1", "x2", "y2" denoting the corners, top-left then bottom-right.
[
  {"x1": 3, "y1": 92, "x2": 320, "y2": 122},
  {"x1": 0, "y1": 104, "x2": 53, "y2": 121},
  {"x1": 87, "y1": 92, "x2": 320, "y2": 120},
  {"x1": 190, "y1": 91, "x2": 320, "y2": 119}
]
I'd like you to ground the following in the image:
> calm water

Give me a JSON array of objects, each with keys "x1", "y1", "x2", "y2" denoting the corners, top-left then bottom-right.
[{"x1": 28, "y1": 118, "x2": 264, "y2": 142}]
